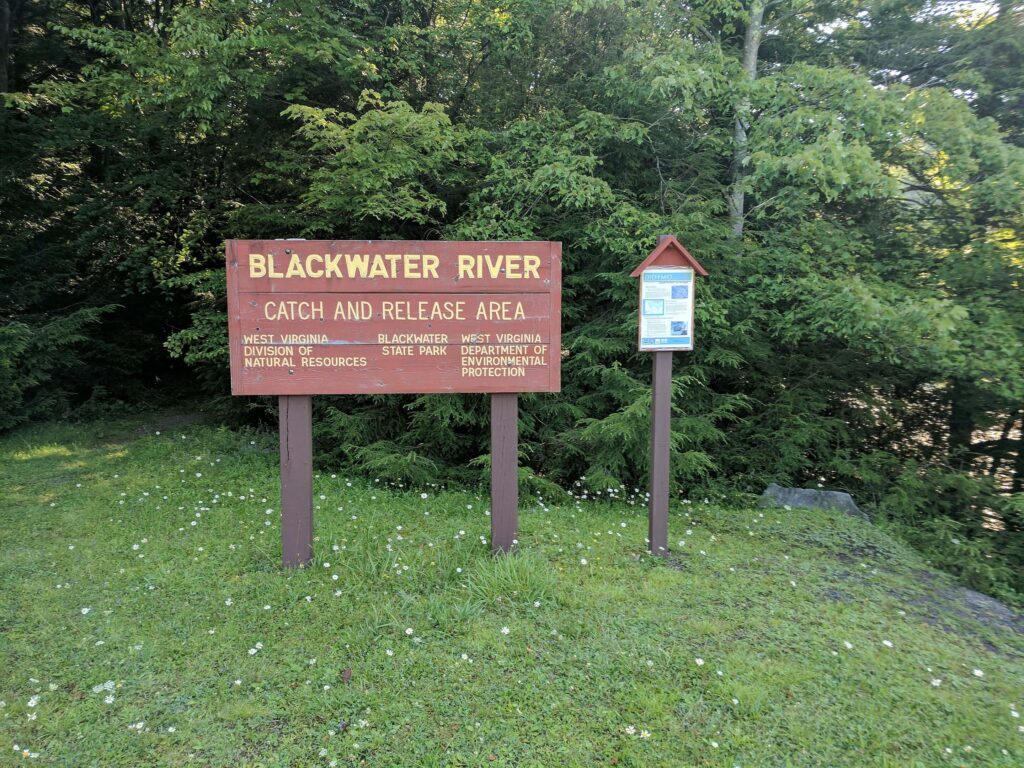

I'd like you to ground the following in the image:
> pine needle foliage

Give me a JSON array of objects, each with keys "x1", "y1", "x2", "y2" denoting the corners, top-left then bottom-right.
[{"x1": 1, "y1": 0, "x2": 1022, "y2": 595}]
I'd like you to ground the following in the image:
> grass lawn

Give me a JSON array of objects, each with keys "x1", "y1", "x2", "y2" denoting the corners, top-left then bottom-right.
[{"x1": 1, "y1": 416, "x2": 1022, "y2": 767}]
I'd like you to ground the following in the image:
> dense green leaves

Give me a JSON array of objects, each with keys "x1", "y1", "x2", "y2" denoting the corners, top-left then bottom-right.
[
  {"x1": 286, "y1": 98, "x2": 460, "y2": 230},
  {"x1": 1, "y1": 0, "x2": 1021, "y2": 596}
]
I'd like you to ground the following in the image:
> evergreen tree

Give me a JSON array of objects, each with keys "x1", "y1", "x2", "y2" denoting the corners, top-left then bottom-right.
[{"x1": 1, "y1": 0, "x2": 1020, "y2": 596}]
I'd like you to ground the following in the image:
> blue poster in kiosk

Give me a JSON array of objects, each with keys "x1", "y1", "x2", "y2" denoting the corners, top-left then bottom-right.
[{"x1": 639, "y1": 268, "x2": 694, "y2": 351}]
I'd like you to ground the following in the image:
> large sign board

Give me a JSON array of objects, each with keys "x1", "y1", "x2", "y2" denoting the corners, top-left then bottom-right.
[
  {"x1": 226, "y1": 240, "x2": 561, "y2": 395},
  {"x1": 638, "y1": 267, "x2": 695, "y2": 351}
]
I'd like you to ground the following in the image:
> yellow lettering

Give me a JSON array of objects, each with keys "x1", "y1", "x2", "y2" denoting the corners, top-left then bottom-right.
[
  {"x1": 423, "y1": 254, "x2": 439, "y2": 279},
  {"x1": 324, "y1": 254, "x2": 343, "y2": 278},
  {"x1": 368, "y1": 255, "x2": 389, "y2": 279},
  {"x1": 504, "y1": 254, "x2": 522, "y2": 278},
  {"x1": 249, "y1": 254, "x2": 267, "y2": 278},
  {"x1": 524, "y1": 255, "x2": 540, "y2": 279},
  {"x1": 285, "y1": 254, "x2": 306, "y2": 278},
  {"x1": 345, "y1": 253, "x2": 369, "y2": 278},
  {"x1": 484, "y1": 253, "x2": 502, "y2": 279},
  {"x1": 405, "y1": 254, "x2": 421, "y2": 279},
  {"x1": 473, "y1": 301, "x2": 525, "y2": 320},
  {"x1": 458, "y1": 255, "x2": 475, "y2": 279},
  {"x1": 305, "y1": 254, "x2": 324, "y2": 278},
  {"x1": 334, "y1": 300, "x2": 371, "y2": 320},
  {"x1": 268, "y1": 255, "x2": 284, "y2": 279},
  {"x1": 263, "y1": 300, "x2": 323, "y2": 320}
]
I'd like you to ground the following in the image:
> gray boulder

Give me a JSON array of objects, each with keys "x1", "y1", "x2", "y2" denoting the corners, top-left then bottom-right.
[{"x1": 758, "y1": 483, "x2": 869, "y2": 521}]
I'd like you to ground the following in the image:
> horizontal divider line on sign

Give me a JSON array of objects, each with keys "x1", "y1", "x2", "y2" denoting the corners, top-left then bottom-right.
[
  {"x1": 235, "y1": 290, "x2": 555, "y2": 295},
  {"x1": 240, "y1": 341, "x2": 553, "y2": 346}
]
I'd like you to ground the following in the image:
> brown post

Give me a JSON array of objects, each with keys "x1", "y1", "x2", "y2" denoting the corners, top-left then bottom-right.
[
  {"x1": 279, "y1": 395, "x2": 314, "y2": 567},
  {"x1": 648, "y1": 232, "x2": 674, "y2": 557},
  {"x1": 631, "y1": 233, "x2": 707, "y2": 557},
  {"x1": 490, "y1": 393, "x2": 518, "y2": 553},
  {"x1": 649, "y1": 351, "x2": 672, "y2": 556}
]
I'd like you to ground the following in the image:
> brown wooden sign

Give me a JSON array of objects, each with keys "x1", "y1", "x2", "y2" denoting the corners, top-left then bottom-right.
[
  {"x1": 226, "y1": 239, "x2": 562, "y2": 566},
  {"x1": 226, "y1": 240, "x2": 561, "y2": 395}
]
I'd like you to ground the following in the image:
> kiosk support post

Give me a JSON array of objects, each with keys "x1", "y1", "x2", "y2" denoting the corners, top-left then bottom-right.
[
  {"x1": 280, "y1": 395, "x2": 314, "y2": 567},
  {"x1": 649, "y1": 351, "x2": 672, "y2": 556},
  {"x1": 490, "y1": 393, "x2": 519, "y2": 553}
]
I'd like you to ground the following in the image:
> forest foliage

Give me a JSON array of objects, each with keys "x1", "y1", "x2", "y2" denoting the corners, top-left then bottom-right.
[{"x1": 1, "y1": 0, "x2": 1022, "y2": 597}]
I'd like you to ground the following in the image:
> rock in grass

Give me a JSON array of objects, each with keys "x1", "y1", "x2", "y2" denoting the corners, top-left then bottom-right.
[{"x1": 758, "y1": 483, "x2": 869, "y2": 521}]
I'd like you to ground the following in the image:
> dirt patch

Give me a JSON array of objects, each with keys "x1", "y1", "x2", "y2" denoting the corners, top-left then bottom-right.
[
  {"x1": 823, "y1": 588, "x2": 852, "y2": 603},
  {"x1": 832, "y1": 543, "x2": 886, "y2": 565},
  {"x1": 663, "y1": 554, "x2": 688, "y2": 572}
]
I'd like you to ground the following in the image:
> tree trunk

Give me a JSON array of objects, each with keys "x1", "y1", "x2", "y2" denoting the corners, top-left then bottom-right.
[
  {"x1": 948, "y1": 379, "x2": 976, "y2": 467},
  {"x1": 1013, "y1": 410, "x2": 1024, "y2": 494},
  {"x1": 727, "y1": 0, "x2": 766, "y2": 239},
  {"x1": 0, "y1": 0, "x2": 11, "y2": 93}
]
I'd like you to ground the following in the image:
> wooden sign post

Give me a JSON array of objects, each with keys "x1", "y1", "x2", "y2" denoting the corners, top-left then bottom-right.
[
  {"x1": 226, "y1": 240, "x2": 562, "y2": 565},
  {"x1": 630, "y1": 235, "x2": 707, "y2": 556}
]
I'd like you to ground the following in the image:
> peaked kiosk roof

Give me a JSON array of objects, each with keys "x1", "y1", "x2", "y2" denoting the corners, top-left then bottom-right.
[{"x1": 630, "y1": 235, "x2": 708, "y2": 278}]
